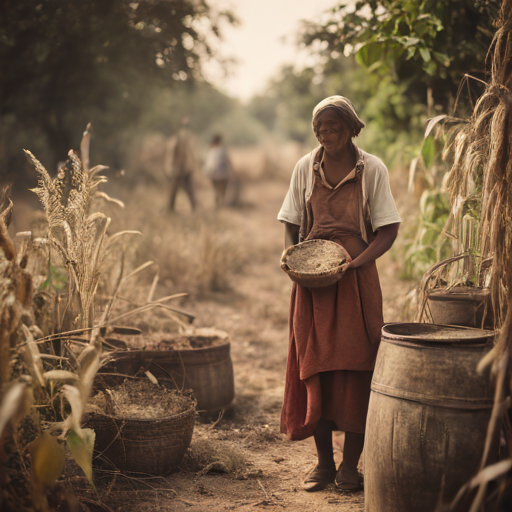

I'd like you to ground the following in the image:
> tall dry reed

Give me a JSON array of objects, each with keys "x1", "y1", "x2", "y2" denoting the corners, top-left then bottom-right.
[{"x1": 431, "y1": 3, "x2": 512, "y2": 510}]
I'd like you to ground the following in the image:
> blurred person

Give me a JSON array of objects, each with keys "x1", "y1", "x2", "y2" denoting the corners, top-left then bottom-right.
[
  {"x1": 203, "y1": 134, "x2": 232, "y2": 208},
  {"x1": 278, "y1": 96, "x2": 401, "y2": 492},
  {"x1": 165, "y1": 116, "x2": 198, "y2": 212}
]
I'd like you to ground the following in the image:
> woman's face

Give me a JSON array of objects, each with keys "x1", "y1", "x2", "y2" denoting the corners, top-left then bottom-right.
[{"x1": 313, "y1": 108, "x2": 352, "y2": 154}]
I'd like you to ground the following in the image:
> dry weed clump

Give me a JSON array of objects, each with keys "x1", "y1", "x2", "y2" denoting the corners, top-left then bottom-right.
[{"x1": 181, "y1": 438, "x2": 247, "y2": 477}]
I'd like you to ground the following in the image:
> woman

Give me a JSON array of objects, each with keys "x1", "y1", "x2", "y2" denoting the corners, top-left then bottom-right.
[
  {"x1": 203, "y1": 134, "x2": 232, "y2": 208},
  {"x1": 277, "y1": 96, "x2": 400, "y2": 492}
]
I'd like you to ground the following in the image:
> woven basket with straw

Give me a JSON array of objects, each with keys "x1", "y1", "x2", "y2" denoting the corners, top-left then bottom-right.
[
  {"x1": 280, "y1": 239, "x2": 350, "y2": 288},
  {"x1": 85, "y1": 391, "x2": 196, "y2": 475}
]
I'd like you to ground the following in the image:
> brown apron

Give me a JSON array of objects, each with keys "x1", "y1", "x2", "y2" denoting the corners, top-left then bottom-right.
[{"x1": 280, "y1": 149, "x2": 384, "y2": 440}]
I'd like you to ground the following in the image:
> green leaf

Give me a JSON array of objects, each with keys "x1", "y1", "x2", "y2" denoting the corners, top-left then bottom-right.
[
  {"x1": 421, "y1": 136, "x2": 436, "y2": 168},
  {"x1": 433, "y1": 51, "x2": 450, "y2": 67},
  {"x1": 406, "y1": 46, "x2": 416, "y2": 60},
  {"x1": 66, "y1": 428, "x2": 96, "y2": 489},
  {"x1": 424, "y1": 60, "x2": 437, "y2": 76},
  {"x1": 424, "y1": 114, "x2": 448, "y2": 139},
  {"x1": 30, "y1": 433, "x2": 66, "y2": 487},
  {"x1": 355, "y1": 42, "x2": 382, "y2": 67},
  {"x1": 401, "y1": 36, "x2": 420, "y2": 47},
  {"x1": 419, "y1": 47, "x2": 431, "y2": 62}
]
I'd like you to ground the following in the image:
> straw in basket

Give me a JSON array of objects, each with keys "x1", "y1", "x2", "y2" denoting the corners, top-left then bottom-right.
[{"x1": 280, "y1": 239, "x2": 351, "y2": 288}]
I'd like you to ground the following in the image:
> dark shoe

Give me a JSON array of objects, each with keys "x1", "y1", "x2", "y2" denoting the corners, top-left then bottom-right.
[
  {"x1": 334, "y1": 463, "x2": 363, "y2": 491},
  {"x1": 302, "y1": 465, "x2": 336, "y2": 492}
]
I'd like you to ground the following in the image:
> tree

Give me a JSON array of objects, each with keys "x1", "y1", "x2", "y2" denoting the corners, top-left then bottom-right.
[
  {"x1": 0, "y1": 0, "x2": 235, "y2": 182},
  {"x1": 301, "y1": 0, "x2": 500, "y2": 110}
]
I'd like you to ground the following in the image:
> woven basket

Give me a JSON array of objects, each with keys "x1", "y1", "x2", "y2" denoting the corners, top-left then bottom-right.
[
  {"x1": 281, "y1": 239, "x2": 350, "y2": 288},
  {"x1": 85, "y1": 395, "x2": 196, "y2": 475},
  {"x1": 98, "y1": 341, "x2": 235, "y2": 414}
]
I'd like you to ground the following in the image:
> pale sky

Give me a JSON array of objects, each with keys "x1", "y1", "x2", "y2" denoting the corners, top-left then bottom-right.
[{"x1": 204, "y1": 0, "x2": 339, "y2": 102}]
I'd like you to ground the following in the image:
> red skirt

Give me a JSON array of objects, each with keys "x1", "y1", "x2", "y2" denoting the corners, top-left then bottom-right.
[{"x1": 281, "y1": 263, "x2": 382, "y2": 441}]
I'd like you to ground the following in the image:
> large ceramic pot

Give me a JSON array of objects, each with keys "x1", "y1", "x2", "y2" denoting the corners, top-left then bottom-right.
[{"x1": 427, "y1": 286, "x2": 494, "y2": 329}]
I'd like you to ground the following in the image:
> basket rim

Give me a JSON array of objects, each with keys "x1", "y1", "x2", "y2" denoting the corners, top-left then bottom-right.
[
  {"x1": 109, "y1": 340, "x2": 231, "y2": 356},
  {"x1": 86, "y1": 396, "x2": 197, "y2": 424},
  {"x1": 281, "y1": 239, "x2": 350, "y2": 278}
]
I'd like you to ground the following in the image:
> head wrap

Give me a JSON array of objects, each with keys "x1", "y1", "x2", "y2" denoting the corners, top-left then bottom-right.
[{"x1": 312, "y1": 95, "x2": 365, "y2": 137}]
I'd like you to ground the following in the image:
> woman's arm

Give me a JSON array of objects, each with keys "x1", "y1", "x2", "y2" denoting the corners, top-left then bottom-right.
[
  {"x1": 345, "y1": 222, "x2": 400, "y2": 269},
  {"x1": 284, "y1": 222, "x2": 300, "y2": 248}
]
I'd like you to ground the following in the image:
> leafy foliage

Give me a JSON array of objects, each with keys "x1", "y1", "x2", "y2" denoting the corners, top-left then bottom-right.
[
  {"x1": 0, "y1": 0, "x2": 235, "y2": 175},
  {"x1": 301, "y1": 0, "x2": 500, "y2": 108}
]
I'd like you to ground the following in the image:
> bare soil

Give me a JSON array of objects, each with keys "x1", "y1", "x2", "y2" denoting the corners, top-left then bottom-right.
[{"x1": 70, "y1": 175, "x2": 413, "y2": 512}]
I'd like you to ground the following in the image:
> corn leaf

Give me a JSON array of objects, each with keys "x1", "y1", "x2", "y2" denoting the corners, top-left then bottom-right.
[
  {"x1": 145, "y1": 370, "x2": 158, "y2": 385},
  {"x1": 22, "y1": 325, "x2": 45, "y2": 386},
  {"x1": 0, "y1": 382, "x2": 33, "y2": 436},
  {"x1": 62, "y1": 384, "x2": 83, "y2": 432},
  {"x1": 66, "y1": 428, "x2": 96, "y2": 488},
  {"x1": 470, "y1": 459, "x2": 512, "y2": 487},
  {"x1": 77, "y1": 345, "x2": 101, "y2": 404},
  {"x1": 421, "y1": 135, "x2": 436, "y2": 168},
  {"x1": 43, "y1": 370, "x2": 79, "y2": 383},
  {"x1": 29, "y1": 432, "x2": 66, "y2": 487}
]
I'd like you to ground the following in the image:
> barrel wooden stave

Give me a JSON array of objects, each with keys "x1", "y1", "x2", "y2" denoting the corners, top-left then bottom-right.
[
  {"x1": 372, "y1": 339, "x2": 493, "y2": 407},
  {"x1": 364, "y1": 324, "x2": 494, "y2": 512},
  {"x1": 365, "y1": 393, "x2": 491, "y2": 512}
]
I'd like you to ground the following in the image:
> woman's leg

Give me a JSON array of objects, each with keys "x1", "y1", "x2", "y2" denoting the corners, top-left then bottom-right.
[
  {"x1": 313, "y1": 418, "x2": 337, "y2": 470},
  {"x1": 303, "y1": 418, "x2": 337, "y2": 492},
  {"x1": 334, "y1": 431, "x2": 365, "y2": 490},
  {"x1": 342, "y1": 431, "x2": 365, "y2": 471}
]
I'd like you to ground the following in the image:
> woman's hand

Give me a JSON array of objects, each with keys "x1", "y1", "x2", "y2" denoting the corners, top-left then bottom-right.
[
  {"x1": 340, "y1": 261, "x2": 352, "y2": 272},
  {"x1": 339, "y1": 255, "x2": 353, "y2": 273},
  {"x1": 347, "y1": 223, "x2": 400, "y2": 268}
]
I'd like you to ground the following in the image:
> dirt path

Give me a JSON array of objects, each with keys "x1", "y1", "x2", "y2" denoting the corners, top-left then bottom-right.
[{"x1": 76, "y1": 176, "x2": 412, "y2": 512}]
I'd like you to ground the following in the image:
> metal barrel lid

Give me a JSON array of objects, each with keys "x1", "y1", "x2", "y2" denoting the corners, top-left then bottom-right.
[{"x1": 382, "y1": 322, "x2": 495, "y2": 345}]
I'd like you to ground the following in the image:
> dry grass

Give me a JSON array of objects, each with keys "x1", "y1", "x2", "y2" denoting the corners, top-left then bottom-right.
[
  {"x1": 181, "y1": 438, "x2": 248, "y2": 477},
  {"x1": 107, "y1": 184, "x2": 247, "y2": 297}
]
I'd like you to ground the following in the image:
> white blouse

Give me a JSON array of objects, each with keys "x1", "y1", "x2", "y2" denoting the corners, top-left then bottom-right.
[{"x1": 277, "y1": 146, "x2": 401, "y2": 237}]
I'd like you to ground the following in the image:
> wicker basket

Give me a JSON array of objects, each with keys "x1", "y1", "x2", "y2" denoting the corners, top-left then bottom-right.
[
  {"x1": 98, "y1": 341, "x2": 235, "y2": 414},
  {"x1": 85, "y1": 394, "x2": 196, "y2": 475},
  {"x1": 280, "y1": 239, "x2": 351, "y2": 288}
]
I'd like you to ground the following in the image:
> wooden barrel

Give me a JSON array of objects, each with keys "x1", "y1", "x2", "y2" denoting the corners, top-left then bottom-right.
[
  {"x1": 99, "y1": 343, "x2": 235, "y2": 413},
  {"x1": 364, "y1": 323, "x2": 495, "y2": 512}
]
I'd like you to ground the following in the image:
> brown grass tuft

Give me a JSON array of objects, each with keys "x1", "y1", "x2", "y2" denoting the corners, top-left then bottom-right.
[{"x1": 181, "y1": 438, "x2": 248, "y2": 477}]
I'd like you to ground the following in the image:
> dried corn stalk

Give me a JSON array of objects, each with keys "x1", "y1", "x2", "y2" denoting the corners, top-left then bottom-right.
[
  {"x1": 0, "y1": 219, "x2": 33, "y2": 386},
  {"x1": 27, "y1": 125, "x2": 113, "y2": 329},
  {"x1": 420, "y1": 0, "x2": 512, "y2": 332}
]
